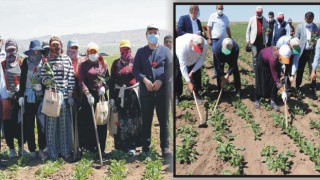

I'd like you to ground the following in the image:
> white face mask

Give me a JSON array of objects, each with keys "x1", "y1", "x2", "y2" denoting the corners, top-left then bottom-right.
[
  {"x1": 217, "y1": 10, "x2": 223, "y2": 16},
  {"x1": 88, "y1": 54, "x2": 99, "y2": 62},
  {"x1": 306, "y1": 22, "x2": 313, "y2": 27}
]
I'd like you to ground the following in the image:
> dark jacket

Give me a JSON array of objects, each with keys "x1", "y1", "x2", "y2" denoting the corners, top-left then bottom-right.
[
  {"x1": 133, "y1": 45, "x2": 172, "y2": 97},
  {"x1": 177, "y1": 14, "x2": 203, "y2": 36},
  {"x1": 214, "y1": 39, "x2": 240, "y2": 77}
]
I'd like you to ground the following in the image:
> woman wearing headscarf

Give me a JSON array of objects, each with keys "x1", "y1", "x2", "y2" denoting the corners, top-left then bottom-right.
[
  {"x1": 78, "y1": 42, "x2": 109, "y2": 156},
  {"x1": 109, "y1": 40, "x2": 142, "y2": 156},
  {"x1": 40, "y1": 36, "x2": 75, "y2": 160},
  {"x1": 18, "y1": 40, "x2": 47, "y2": 160},
  {"x1": 1, "y1": 39, "x2": 25, "y2": 158},
  {"x1": 66, "y1": 38, "x2": 86, "y2": 159},
  {"x1": 254, "y1": 45, "x2": 291, "y2": 111}
]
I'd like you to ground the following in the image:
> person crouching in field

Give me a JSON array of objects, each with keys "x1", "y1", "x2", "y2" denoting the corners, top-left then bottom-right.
[
  {"x1": 254, "y1": 45, "x2": 291, "y2": 111},
  {"x1": 175, "y1": 34, "x2": 208, "y2": 104},
  {"x1": 78, "y1": 42, "x2": 109, "y2": 157},
  {"x1": 18, "y1": 40, "x2": 47, "y2": 160},
  {"x1": 40, "y1": 36, "x2": 75, "y2": 161},
  {"x1": 109, "y1": 40, "x2": 142, "y2": 156},
  {"x1": 1, "y1": 39, "x2": 25, "y2": 158},
  {"x1": 214, "y1": 38, "x2": 241, "y2": 97},
  {"x1": 133, "y1": 24, "x2": 172, "y2": 158},
  {"x1": 275, "y1": 36, "x2": 301, "y2": 93},
  {"x1": 0, "y1": 50, "x2": 9, "y2": 166}
]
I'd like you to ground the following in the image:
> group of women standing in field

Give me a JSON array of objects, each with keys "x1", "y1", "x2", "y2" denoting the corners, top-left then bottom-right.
[{"x1": 0, "y1": 26, "x2": 172, "y2": 165}]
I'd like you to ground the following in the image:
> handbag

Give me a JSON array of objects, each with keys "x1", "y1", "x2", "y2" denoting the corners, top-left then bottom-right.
[
  {"x1": 41, "y1": 86, "x2": 63, "y2": 117},
  {"x1": 108, "y1": 106, "x2": 118, "y2": 137},
  {"x1": 95, "y1": 96, "x2": 109, "y2": 125}
]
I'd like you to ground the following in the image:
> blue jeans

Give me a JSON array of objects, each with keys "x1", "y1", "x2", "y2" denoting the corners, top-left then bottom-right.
[{"x1": 211, "y1": 39, "x2": 220, "y2": 75}]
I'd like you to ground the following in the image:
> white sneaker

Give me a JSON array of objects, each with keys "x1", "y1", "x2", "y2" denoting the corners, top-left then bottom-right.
[
  {"x1": 30, "y1": 152, "x2": 36, "y2": 158},
  {"x1": 9, "y1": 149, "x2": 16, "y2": 158},
  {"x1": 127, "y1": 149, "x2": 136, "y2": 156}
]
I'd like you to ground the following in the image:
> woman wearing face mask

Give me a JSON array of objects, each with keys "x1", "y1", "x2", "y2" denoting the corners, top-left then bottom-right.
[
  {"x1": 133, "y1": 24, "x2": 173, "y2": 157},
  {"x1": 1, "y1": 39, "x2": 25, "y2": 158},
  {"x1": 18, "y1": 40, "x2": 47, "y2": 160},
  {"x1": 40, "y1": 36, "x2": 75, "y2": 160},
  {"x1": 78, "y1": 42, "x2": 109, "y2": 156},
  {"x1": 109, "y1": 40, "x2": 142, "y2": 156}
]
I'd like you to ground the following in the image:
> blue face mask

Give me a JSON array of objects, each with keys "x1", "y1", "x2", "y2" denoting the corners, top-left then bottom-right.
[
  {"x1": 29, "y1": 52, "x2": 42, "y2": 62},
  {"x1": 147, "y1": 34, "x2": 159, "y2": 45}
]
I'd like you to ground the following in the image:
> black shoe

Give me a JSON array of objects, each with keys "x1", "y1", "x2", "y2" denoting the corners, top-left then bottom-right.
[{"x1": 0, "y1": 160, "x2": 6, "y2": 167}]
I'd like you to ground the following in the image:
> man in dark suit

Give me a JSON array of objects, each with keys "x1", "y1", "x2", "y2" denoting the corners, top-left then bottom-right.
[
  {"x1": 177, "y1": 5, "x2": 203, "y2": 36},
  {"x1": 133, "y1": 23, "x2": 172, "y2": 157},
  {"x1": 176, "y1": 5, "x2": 203, "y2": 105}
]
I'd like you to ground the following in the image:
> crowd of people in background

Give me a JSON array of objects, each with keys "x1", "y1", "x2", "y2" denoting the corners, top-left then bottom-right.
[
  {"x1": 175, "y1": 5, "x2": 320, "y2": 124},
  {"x1": 0, "y1": 24, "x2": 172, "y2": 166}
]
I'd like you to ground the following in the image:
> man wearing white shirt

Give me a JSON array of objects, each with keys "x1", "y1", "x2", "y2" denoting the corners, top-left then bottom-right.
[
  {"x1": 207, "y1": 4, "x2": 231, "y2": 79},
  {"x1": 176, "y1": 34, "x2": 208, "y2": 104},
  {"x1": 291, "y1": 12, "x2": 319, "y2": 93},
  {"x1": 311, "y1": 39, "x2": 320, "y2": 85}
]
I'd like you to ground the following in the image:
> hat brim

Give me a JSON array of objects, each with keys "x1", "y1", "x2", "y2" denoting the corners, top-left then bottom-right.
[
  {"x1": 193, "y1": 45, "x2": 203, "y2": 53},
  {"x1": 68, "y1": 43, "x2": 79, "y2": 48},
  {"x1": 280, "y1": 56, "x2": 290, "y2": 64},
  {"x1": 292, "y1": 48, "x2": 300, "y2": 55},
  {"x1": 222, "y1": 47, "x2": 231, "y2": 55},
  {"x1": 6, "y1": 45, "x2": 16, "y2": 50}
]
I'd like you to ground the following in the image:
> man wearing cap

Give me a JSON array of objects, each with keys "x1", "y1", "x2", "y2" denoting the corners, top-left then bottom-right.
[
  {"x1": 177, "y1": 5, "x2": 203, "y2": 37},
  {"x1": 18, "y1": 40, "x2": 47, "y2": 160},
  {"x1": 1, "y1": 38, "x2": 25, "y2": 158},
  {"x1": 266, "y1": 11, "x2": 276, "y2": 47},
  {"x1": 214, "y1": 38, "x2": 241, "y2": 96},
  {"x1": 176, "y1": 34, "x2": 209, "y2": 104},
  {"x1": 246, "y1": 6, "x2": 268, "y2": 71},
  {"x1": 40, "y1": 36, "x2": 75, "y2": 160},
  {"x1": 207, "y1": 4, "x2": 232, "y2": 79},
  {"x1": 271, "y1": 12, "x2": 291, "y2": 46},
  {"x1": 133, "y1": 24, "x2": 172, "y2": 158},
  {"x1": 288, "y1": 18, "x2": 295, "y2": 36},
  {"x1": 255, "y1": 45, "x2": 290, "y2": 111},
  {"x1": 292, "y1": 11, "x2": 319, "y2": 93},
  {"x1": 276, "y1": 36, "x2": 301, "y2": 92}
]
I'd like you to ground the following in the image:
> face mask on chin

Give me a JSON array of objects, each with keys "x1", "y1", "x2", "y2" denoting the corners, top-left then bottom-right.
[{"x1": 306, "y1": 22, "x2": 313, "y2": 27}]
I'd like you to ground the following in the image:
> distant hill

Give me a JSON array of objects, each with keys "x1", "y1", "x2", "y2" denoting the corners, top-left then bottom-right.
[{"x1": 14, "y1": 29, "x2": 172, "y2": 55}]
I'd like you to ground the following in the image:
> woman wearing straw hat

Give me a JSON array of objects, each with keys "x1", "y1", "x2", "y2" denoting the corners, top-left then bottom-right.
[
  {"x1": 254, "y1": 45, "x2": 291, "y2": 111},
  {"x1": 78, "y1": 42, "x2": 109, "y2": 157},
  {"x1": 109, "y1": 40, "x2": 142, "y2": 156}
]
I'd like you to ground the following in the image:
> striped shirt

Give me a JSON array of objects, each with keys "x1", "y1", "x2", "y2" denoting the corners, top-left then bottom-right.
[{"x1": 40, "y1": 55, "x2": 75, "y2": 98}]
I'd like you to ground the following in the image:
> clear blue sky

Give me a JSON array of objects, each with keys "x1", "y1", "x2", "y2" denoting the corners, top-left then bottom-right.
[{"x1": 175, "y1": 5, "x2": 320, "y2": 24}]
